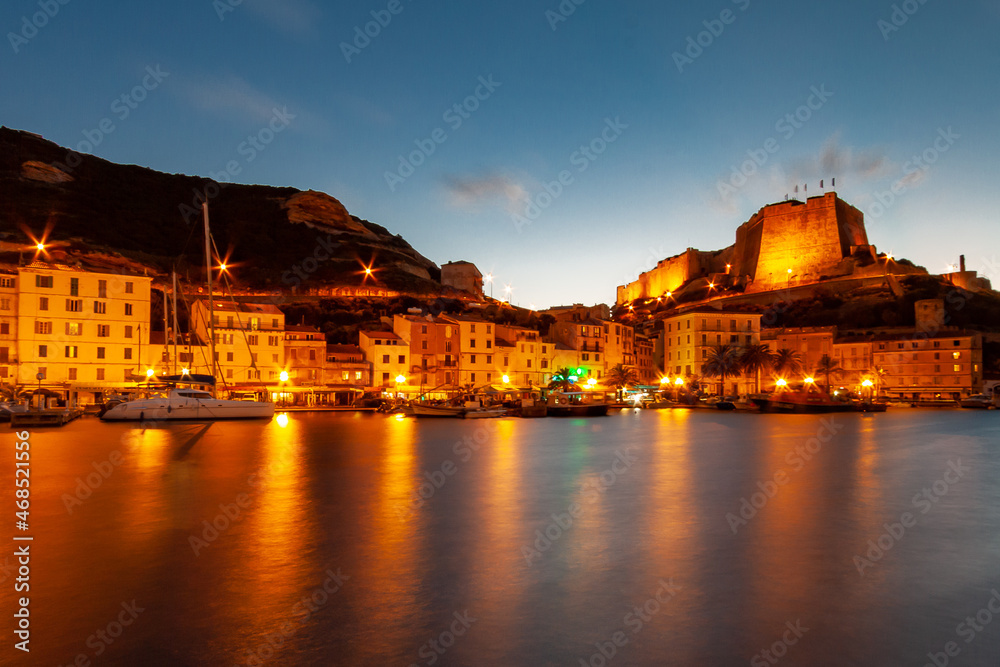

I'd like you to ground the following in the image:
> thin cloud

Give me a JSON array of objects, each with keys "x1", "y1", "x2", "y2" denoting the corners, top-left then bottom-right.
[
  {"x1": 789, "y1": 134, "x2": 895, "y2": 183},
  {"x1": 178, "y1": 76, "x2": 284, "y2": 124},
  {"x1": 243, "y1": 0, "x2": 321, "y2": 36},
  {"x1": 444, "y1": 174, "x2": 530, "y2": 214}
]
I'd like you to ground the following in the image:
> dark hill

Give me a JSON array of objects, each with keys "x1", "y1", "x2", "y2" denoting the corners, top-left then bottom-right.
[{"x1": 0, "y1": 127, "x2": 440, "y2": 291}]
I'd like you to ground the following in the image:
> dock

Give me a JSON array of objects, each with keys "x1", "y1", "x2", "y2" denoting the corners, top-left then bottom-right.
[{"x1": 10, "y1": 408, "x2": 85, "y2": 428}]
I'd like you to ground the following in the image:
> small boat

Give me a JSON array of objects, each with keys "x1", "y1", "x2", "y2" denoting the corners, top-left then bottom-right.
[
  {"x1": 515, "y1": 395, "x2": 548, "y2": 418},
  {"x1": 463, "y1": 407, "x2": 506, "y2": 419},
  {"x1": 911, "y1": 399, "x2": 959, "y2": 408},
  {"x1": 411, "y1": 403, "x2": 466, "y2": 418},
  {"x1": 753, "y1": 390, "x2": 854, "y2": 414},
  {"x1": 960, "y1": 394, "x2": 994, "y2": 410},
  {"x1": 853, "y1": 401, "x2": 888, "y2": 413},
  {"x1": 546, "y1": 390, "x2": 609, "y2": 417}
]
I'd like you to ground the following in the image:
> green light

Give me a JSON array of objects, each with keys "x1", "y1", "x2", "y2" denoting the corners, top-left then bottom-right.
[{"x1": 576, "y1": 368, "x2": 583, "y2": 375}]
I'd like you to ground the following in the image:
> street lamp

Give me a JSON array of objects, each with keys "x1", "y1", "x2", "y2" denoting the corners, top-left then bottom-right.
[
  {"x1": 776, "y1": 378, "x2": 788, "y2": 390},
  {"x1": 502, "y1": 374, "x2": 510, "y2": 385},
  {"x1": 674, "y1": 376, "x2": 684, "y2": 401},
  {"x1": 862, "y1": 379, "x2": 874, "y2": 402},
  {"x1": 279, "y1": 370, "x2": 289, "y2": 407}
]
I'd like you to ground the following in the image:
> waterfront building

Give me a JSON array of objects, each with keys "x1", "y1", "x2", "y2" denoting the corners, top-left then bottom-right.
[
  {"x1": 284, "y1": 325, "x2": 327, "y2": 402},
  {"x1": 392, "y1": 314, "x2": 459, "y2": 395},
  {"x1": 10, "y1": 263, "x2": 152, "y2": 401},
  {"x1": 325, "y1": 344, "x2": 371, "y2": 404},
  {"x1": 190, "y1": 300, "x2": 286, "y2": 389},
  {"x1": 635, "y1": 334, "x2": 658, "y2": 385},
  {"x1": 762, "y1": 327, "x2": 837, "y2": 385},
  {"x1": 0, "y1": 269, "x2": 18, "y2": 382},
  {"x1": 439, "y1": 314, "x2": 496, "y2": 387},
  {"x1": 663, "y1": 310, "x2": 762, "y2": 395},
  {"x1": 495, "y1": 324, "x2": 551, "y2": 388},
  {"x1": 873, "y1": 331, "x2": 983, "y2": 400},
  {"x1": 359, "y1": 330, "x2": 409, "y2": 391}
]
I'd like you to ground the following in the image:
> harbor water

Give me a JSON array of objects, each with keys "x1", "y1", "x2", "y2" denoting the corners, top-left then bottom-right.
[{"x1": 2, "y1": 409, "x2": 999, "y2": 666}]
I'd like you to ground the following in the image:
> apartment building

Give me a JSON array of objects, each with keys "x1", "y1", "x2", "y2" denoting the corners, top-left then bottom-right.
[
  {"x1": 12, "y1": 263, "x2": 152, "y2": 397},
  {"x1": 663, "y1": 310, "x2": 761, "y2": 393}
]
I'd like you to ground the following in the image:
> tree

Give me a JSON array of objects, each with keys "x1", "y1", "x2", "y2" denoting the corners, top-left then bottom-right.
[
  {"x1": 814, "y1": 354, "x2": 845, "y2": 396},
  {"x1": 772, "y1": 348, "x2": 804, "y2": 383},
  {"x1": 867, "y1": 366, "x2": 889, "y2": 398},
  {"x1": 606, "y1": 363, "x2": 639, "y2": 402},
  {"x1": 740, "y1": 344, "x2": 774, "y2": 395},
  {"x1": 703, "y1": 344, "x2": 743, "y2": 397},
  {"x1": 547, "y1": 367, "x2": 576, "y2": 392}
]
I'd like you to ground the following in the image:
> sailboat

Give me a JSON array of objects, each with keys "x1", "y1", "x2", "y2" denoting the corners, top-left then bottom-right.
[{"x1": 101, "y1": 202, "x2": 275, "y2": 421}]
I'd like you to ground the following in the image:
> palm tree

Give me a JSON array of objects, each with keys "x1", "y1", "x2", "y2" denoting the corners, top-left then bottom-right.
[
  {"x1": 0, "y1": 383, "x2": 29, "y2": 402},
  {"x1": 547, "y1": 367, "x2": 576, "y2": 392},
  {"x1": 814, "y1": 355, "x2": 845, "y2": 396},
  {"x1": 740, "y1": 344, "x2": 774, "y2": 395},
  {"x1": 772, "y1": 348, "x2": 804, "y2": 384},
  {"x1": 606, "y1": 363, "x2": 639, "y2": 402},
  {"x1": 703, "y1": 344, "x2": 743, "y2": 397}
]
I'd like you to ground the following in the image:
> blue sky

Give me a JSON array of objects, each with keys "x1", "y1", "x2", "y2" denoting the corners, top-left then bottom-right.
[{"x1": 3, "y1": 0, "x2": 998, "y2": 308}]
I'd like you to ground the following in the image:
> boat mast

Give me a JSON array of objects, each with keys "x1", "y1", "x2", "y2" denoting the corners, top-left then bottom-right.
[
  {"x1": 162, "y1": 285, "x2": 169, "y2": 374},
  {"x1": 203, "y1": 202, "x2": 216, "y2": 386},
  {"x1": 171, "y1": 270, "x2": 179, "y2": 375}
]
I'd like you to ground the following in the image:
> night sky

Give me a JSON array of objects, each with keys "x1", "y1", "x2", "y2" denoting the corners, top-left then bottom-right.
[{"x1": 3, "y1": 0, "x2": 998, "y2": 307}]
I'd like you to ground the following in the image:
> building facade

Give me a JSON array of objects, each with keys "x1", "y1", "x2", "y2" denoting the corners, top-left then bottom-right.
[{"x1": 663, "y1": 310, "x2": 762, "y2": 395}]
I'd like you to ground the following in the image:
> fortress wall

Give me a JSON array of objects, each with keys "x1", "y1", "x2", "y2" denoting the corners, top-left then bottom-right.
[
  {"x1": 835, "y1": 198, "x2": 868, "y2": 252},
  {"x1": 750, "y1": 193, "x2": 853, "y2": 291}
]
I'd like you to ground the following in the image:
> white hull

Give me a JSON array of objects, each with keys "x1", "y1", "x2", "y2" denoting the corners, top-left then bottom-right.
[{"x1": 101, "y1": 389, "x2": 274, "y2": 421}]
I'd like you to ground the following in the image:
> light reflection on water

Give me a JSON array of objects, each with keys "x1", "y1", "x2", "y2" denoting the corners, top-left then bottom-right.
[{"x1": 2, "y1": 410, "x2": 999, "y2": 666}]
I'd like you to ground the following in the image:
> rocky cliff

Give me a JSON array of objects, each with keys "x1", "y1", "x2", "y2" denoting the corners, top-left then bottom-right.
[{"x1": 0, "y1": 127, "x2": 440, "y2": 291}]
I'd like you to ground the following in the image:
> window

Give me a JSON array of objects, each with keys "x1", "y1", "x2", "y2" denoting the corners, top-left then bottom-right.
[
  {"x1": 124, "y1": 348, "x2": 133, "y2": 360},
  {"x1": 954, "y1": 365, "x2": 961, "y2": 372},
  {"x1": 0, "y1": 299, "x2": 8, "y2": 311},
  {"x1": 66, "y1": 299, "x2": 83, "y2": 312},
  {"x1": 471, "y1": 324, "x2": 476, "y2": 333},
  {"x1": 0, "y1": 348, "x2": 6, "y2": 363},
  {"x1": 65, "y1": 345, "x2": 78, "y2": 358},
  {"x1": 541, "y1": 360, "x2": 548, "y2": 369},
  {"x1": 38, "y1": 344, "x2": 47, "y2": 358},
  {"x1": 98, "y1": 280, "x2": 107, "y2": 298},
  {"x1": 445, "y1": 341, "x2": 452, "y2": 353},
  {"x1": 268, "y1": 335, "x2": 279, "y2": 346},
  {"x1": 953, "y1": 340, "x2": 961, "y2": 347},
  {"x1": 125, "y1": 303, "x2": 133, "y2": 316},
  {"x1": 934, "y1": 353, "x2": 940, "y2": 360},
  {"x1": 39, "y1": 296, "x2": 49, "y2": 311},
  {"x1": 96, "y1": 368, "x2": 105, "y2": 381},
  {"x1": 382, "y1": 354, "x2": 390, "y2": 364},
  {"x1": 309, "y1": 350, "x2": 316, "y2": 361},
  {"x1": 124, "y1": 281, "x2": 133, "y2": 294},
  {"x1": 486, "y1": 355, "x2": 492, "y2": 364},
  {"x1": 0, "y1": 277, "x2": 13, "y2": 288},
  {"x1": 397, "y1": 355, "x2": 405, "y2": 364},
  {"x1": 582, "y1": 353, "x2": 590, "y2": 361},
  {"x1": 486, "y1": 373, "x2": 492, "y2": 382},
  {"x1": 248, "y1": 335, "x2": 259, "y2": 346},
  {"x1": 93, "y1": 301, "x2": 106, "y2": 314},
  {"x1": 422, "y1": 340, "x2": 428, "y2": 350},
  {"x1": 470, "y1": 355, "x2": 477, "y2": 364},
  {"x1": 249, "y1": 317, "x2": 260, "y2": 331},
  {"x1": 226, "y1": 352, "x2": 234, "y2": 362},
  {"x1": 65, "y1": 322, "x2": 81, "y2": 336},
  {"x1": 471, "y1": 373, "x2": 476, "y2": 382},
  {"x1": 383, "y1": 372, "x2": 390, "y2": 383},
  {"x1": 470, "y1": 339, "x2": 476, "y2": 349},
  {"x1": 594, "y1": 355, "x2": 599, "y2": 362},
  {"x1": 272, "y1": 319, "x2": 279, "y2": 328},
  {"x1": 36, "y1": 275, "x2": 53, "y2": 289},
  {"x1": 35, "y1": 321, "x2": 52, "y2": 334},
  {"x1": 486, "y1": 325, "x2": 492, "y2": 334},
  {"x1": 97, "y1": 325, "x2": 109, "y2": 337},
  {"x1": 125, "y1": 326, "x2": 133, "y2": 338},
  {"x1": 227, "y1": 369, "x2": 234, "y2": 379},
  {"x1": 273, "y1": 354, "x2": 279, "y2": 363},
  {"x1": 355, "y1": 371, "x2": 362, "y2": 380},
  {"x1": 97, "y1": 347, "x2": 105, "y2": 359},
  {"x1": 527, "y1": 358, "x2": 532, "y2": 367},
  {"x1": 953, "y1": 352, "x2": 961, "y2": 360},
  {"x1": 421, "y1": 325, "x2": 428, "y2": 334},
  {"x1": 486, "y1": 340, "x2": 492, "y2": 349}
]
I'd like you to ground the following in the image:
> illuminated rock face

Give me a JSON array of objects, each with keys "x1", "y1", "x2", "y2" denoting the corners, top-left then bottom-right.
[{"x1": 617, "y1": 192, "x2": 872, "y2": 303}]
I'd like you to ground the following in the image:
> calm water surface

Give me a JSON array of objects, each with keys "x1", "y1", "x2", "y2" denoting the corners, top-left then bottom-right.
[{"x1": 2, "y1": 410, "x2": 999, "y2": 666}]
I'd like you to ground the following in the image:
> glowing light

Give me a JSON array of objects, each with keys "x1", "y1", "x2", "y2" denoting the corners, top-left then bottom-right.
[
  {"x1": 660, "y1": 377, "x2": 670, "y2": 384},
  {"x1": 485, "y1": 273, "x2": 493, "y2": 283},
  {"x1": 674, "y1": 378, "x2": 684, "y2": 386},
  {"x1": 365, "y1": 267, "x2": 372, "y2": 276},
  {"x1": 394, "y1": 413, "x2": 405, "y2": 422},
  {"x1": 885, "y1": 254, "x2": 894, "y2": 261},
  {"x1": 708, "y1": 282, "x2": 715, "y2": 289},
  {"x1": 587, "y1": 378, "x2": 597, "y2": 387},
  {"x1": 666, "y1": 292, "x2": 672, "y2": 298},
  {"x1": 279, "y1": 371, "x2": 289, "y2": 383},
  {"x1": 776, "y1": 379, "x2": 788, "y2": 387},
  {"x1": 862, "y1": 379, "x2": 874, "y2": 388},
  {"x1": 145, "y1": 369, "x2": 155, "y2": 378},
  {"x1": 395, "y1": 375, "x2": 406, "y2": 384},
  {"x1": 276, "y1": 413, "x2": 289, "y2": 428},
  {"x1": 787, "y1": 268, "x2": 793, "y2": 274},
  {"x1": 36, "y1": 243, "x2": 45, "y2": 251},
  {"x1": 219, "y1": 263, "x2": 228, "y2": 272},
  {"x1": 804, "y1": 377, "x2": 815, "y2": 384},
  {"x1": 502, "y1": 374, "x2": 510, "y2": 384},
  {"x1": 181, "y1": 368, "x2": 190, "y2": 375}
]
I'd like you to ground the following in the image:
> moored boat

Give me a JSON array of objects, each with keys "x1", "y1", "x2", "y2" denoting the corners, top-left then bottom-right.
[
  {"x1": 754, "y1": 390, "x2": 854, "y2": 414},
  {"x1": 100, "y1": 386, "x2": 274, "y2": 421},
  {"x1": 960, "y1": 394, "x2": 994, "y2": 409},
  {"x1": 546, "y1": 390, "x2": 609, "y2": 417}
]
